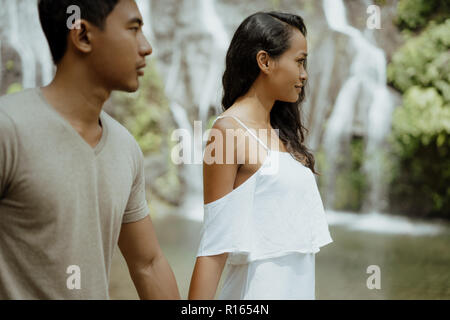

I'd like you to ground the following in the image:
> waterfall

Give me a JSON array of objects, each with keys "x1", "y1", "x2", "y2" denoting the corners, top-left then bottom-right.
[
  {"x1": 136, "y1": 0, "x2": 155, "y2": 42},
  {"x1": 304, "y1": 34, "x2": 336, "y2": 152},
  {"x1": 198, "y1": 0, "x2": 229, "y2": 122},
  {"x1": 7, "y1": 0, "x2": 36, "y2": 88},
  {"x1": 0, "y1": 0, "x2": 53, "y2": 89},
  {"x1": 322, "y1": 0, "x2": 395, "y2": 213},
  {"x1": 146, "y1": 0, "x2": 230, "y2": 221}
]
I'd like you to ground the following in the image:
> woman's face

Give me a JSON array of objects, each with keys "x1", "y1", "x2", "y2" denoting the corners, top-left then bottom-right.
[{"x1": 268, "y1": 28, "x2": 308, "y2": 103}]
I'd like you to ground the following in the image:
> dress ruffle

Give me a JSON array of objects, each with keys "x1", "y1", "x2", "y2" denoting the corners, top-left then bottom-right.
[{"x1": 197, "y1": 158, "x2": 333, "y2": 265}]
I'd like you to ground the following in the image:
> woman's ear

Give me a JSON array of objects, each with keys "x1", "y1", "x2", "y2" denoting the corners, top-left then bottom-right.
[
  {"x1": 256, "y1": 50, "x2": 271, "y2": 75},
  {"x1": 68, "y1": 19, "x2": 93, "y2": 55}
]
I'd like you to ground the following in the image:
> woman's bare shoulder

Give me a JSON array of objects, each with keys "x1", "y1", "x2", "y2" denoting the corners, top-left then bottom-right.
[
  {"x1": 212, "y1": 113, "x2": 244, "y2": 131},
  {"x1": 213, "y1": 106, "x2": 254, "y2": 130}
]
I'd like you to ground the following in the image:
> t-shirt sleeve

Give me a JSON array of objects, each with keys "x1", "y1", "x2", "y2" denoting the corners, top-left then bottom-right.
[
  {"x1": 122, "y1": 142, "x2": 150, "y2": 224},
  {"x1": 0, "y1": 111, "x2": 19, "y2": 198}
]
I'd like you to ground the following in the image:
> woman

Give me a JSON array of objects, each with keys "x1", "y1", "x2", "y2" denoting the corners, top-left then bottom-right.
[{"x1": 188, "y1": 11, "x2": 333, "y2": 300}]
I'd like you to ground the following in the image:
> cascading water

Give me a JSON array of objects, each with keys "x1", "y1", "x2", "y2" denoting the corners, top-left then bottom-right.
[
  {"x1": 144, "y1": 0, "x2": 230, "y2": 220},
  {"x1": 198, "y1": 0, "x2": 229, "y2": 123},
  {"x1": 321, "y1": 0, "x2": 395, "y2": 213}
]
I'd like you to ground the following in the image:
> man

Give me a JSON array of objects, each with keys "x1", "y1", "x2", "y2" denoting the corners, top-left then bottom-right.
[{"x1": 0, "y1": 0, "x2": 180, "y2": 299}]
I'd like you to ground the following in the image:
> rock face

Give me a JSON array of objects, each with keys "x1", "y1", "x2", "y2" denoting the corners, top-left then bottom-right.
[{"x1": 0, "y1": 0, "x2": 404, "y2": 217}]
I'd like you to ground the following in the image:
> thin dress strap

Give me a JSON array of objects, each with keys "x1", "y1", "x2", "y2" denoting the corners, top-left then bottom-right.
[{"x1": 214, "y1": 115, "x2": 270, "y2": 151}]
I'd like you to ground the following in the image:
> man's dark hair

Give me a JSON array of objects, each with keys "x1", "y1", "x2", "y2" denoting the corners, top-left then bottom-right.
[{"x1": 38, "y1": 0, "x2": 120, "y2": 64}]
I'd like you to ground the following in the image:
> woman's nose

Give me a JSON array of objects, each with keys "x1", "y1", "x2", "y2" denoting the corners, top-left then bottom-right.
[{"x1": 300, "y1": 69, "x2": 308, "y2": 83}]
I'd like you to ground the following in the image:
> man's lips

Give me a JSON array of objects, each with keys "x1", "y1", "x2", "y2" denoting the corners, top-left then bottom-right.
[{"x1": 137, "y1": 63, "x2": 146, "y2": 76}]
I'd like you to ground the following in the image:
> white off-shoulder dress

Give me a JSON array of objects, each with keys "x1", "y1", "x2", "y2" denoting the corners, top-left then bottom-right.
[{"x1": 196, "y1": 115, "x2": 333, "y2": 300}]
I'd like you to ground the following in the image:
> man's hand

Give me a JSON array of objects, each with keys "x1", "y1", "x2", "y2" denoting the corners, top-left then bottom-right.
[{"x1": 118, "y1": 215, "x2": 181, "y2": 299}]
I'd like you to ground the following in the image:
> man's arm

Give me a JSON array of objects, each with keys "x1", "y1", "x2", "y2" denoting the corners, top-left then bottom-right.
[
  {"x1": 118, "y1": 215, "x2": 181, "y2": 299},
  {"x1": 0, "y1": 110, "x2": 19, "y2": 198}
]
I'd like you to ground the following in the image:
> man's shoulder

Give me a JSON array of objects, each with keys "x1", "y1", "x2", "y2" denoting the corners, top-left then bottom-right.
[
  {"x1": 0, "y1": 88, "x2": 42, "y2": 125},
  {"x1": 0, "y1": 88, "x2": 37, "y2": 111},
  {"x1": 0, "y1": 90, "x2": 38, "y2": 149},
  {"x1": 102, "y1": 111, "x2": 142, "y2": 155}
]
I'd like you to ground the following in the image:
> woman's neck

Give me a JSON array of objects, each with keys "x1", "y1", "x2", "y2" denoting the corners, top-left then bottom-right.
[{"x1": 234, "y1": 82, "x2": 275, "y2": 126}]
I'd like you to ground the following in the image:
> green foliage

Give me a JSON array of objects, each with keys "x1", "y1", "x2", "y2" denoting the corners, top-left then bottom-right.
[
  {"x1": 6, "y1": 83, "x2": 23, "y2": 94},
  {"x1": 317, "y1": 138, "x2": 368, "y2": 212},
  {"x1": 387, "y1": 1, "x2": 449, "y2": 218},
  {"x1": 391, "y1": 86, "x2": 450, "y2": 156},
  {"x1": 387, "y1": 19, "x2": 450, "y2": 97},
  {"x1": 388, "y1": 132, "x2": 450, "y2": 217},
  {"x1": 395, "y1": 0, "x2": 441, "y2": 30},
  {"x1": 110, "y1": 60, "x2": 182, "y2": 207},
  {"x1": 112, "y1": 60, "x2": 172, "y2": 155},
  {"x1": 5, "y1": 60, "x2": 15, "y2": 71},
  {"x1": 388, "y1": 1, "x2": 450, "y2": 218},
  {"x1": 333, "y1": 137, "x2": 369, "y2": 212},
  {"x1": 206, "y1": 115, "x2": 217, "y2": 130},
  {"x1": 154, "y1": 136, "x2": 182, "y2": 202},
  {"x1": 269, "y1": 0, "x2": 280, "y2": 9},
  {"x1": 389, "y1": 87, "x2": 450, "y2": 217},
  {"x1": 374, "y1": 0, "x2": 387, "y2": 6}
]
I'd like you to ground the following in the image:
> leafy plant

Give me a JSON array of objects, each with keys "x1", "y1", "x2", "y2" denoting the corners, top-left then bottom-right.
[
  {"x1": 395, "y1": 0, "x2": 448, "y2": 30},
  {"x1": 387, "y1": 8, "x2": 450, "y2": 218},
  {"x1": 387, "y1": 19, "x2": 450, "y2": 97}
]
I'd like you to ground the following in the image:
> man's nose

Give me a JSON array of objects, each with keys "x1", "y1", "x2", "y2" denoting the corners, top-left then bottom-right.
[{"x1": 140, "y1": 36, "x2": 153, "y2": 57}]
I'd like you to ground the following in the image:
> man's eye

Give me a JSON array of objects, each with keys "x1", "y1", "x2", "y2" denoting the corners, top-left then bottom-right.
[{"x1": 131, "y1": 27, "x2": 139, "y2": 32}]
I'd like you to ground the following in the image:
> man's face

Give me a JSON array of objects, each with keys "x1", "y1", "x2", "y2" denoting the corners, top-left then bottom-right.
[{"x1": 88, "y1": 0, "x2": 152, "y2": 92}]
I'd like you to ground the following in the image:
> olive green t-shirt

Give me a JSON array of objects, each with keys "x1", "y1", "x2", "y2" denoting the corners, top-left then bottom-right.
[{"x1": 0, "y1": 88, "x2": 150, "y2": 299}]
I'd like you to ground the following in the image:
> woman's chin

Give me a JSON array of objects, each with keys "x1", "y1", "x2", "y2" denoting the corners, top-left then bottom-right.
[
  {"x1": 283, "y1": 96, "x2": 300, "y2": 103},
  {"x1": 276, "y1": 92, "x2": 301, "y2": 103}
]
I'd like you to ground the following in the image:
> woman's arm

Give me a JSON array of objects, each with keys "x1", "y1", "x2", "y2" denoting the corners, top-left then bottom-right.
[
  {"x1": 188, "y1": 117, "x2": 243, "y2": 299},
  {"x1": 188, "y1": 253, "x2": 228, "y2": 299}
]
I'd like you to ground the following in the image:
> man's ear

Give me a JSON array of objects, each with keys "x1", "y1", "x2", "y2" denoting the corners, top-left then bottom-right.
[
  {"x1": 68, "y1": 19, "x2": 94, "y2": 55},
  {"x1": 256, "y1": 50, "x2": 271, "y2": 75}
]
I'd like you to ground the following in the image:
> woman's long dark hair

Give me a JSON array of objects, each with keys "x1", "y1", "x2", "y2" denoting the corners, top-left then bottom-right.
[{"x1": 222, "y1": 11, "x2": 317, "y2": 174}]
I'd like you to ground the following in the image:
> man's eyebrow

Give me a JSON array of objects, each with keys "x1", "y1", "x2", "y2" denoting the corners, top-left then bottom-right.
[
  {"x1": 127, "y1": 17, "x2": 144, "y2": 26},
  {"x1": 298, "y1": 52, "x2": 308, "y2": 57}
]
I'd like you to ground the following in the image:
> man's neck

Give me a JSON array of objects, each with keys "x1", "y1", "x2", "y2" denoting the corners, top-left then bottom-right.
[{"x1": 42, "y1": 64, "x2": 110, "y2": 131}]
